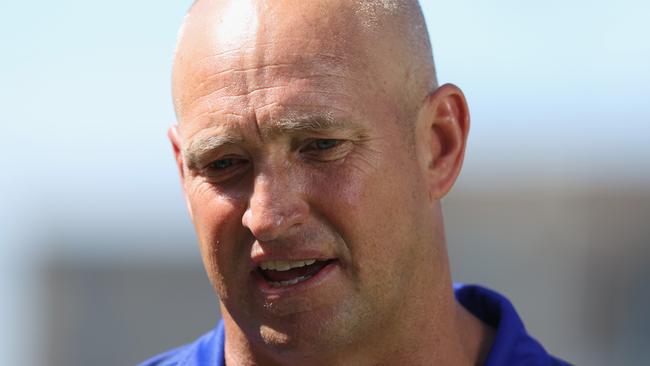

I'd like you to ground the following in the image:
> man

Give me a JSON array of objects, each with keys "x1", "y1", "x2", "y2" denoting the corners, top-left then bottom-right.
[{"x1": 140, "y1": 0, "x2": 570, "y2": 365}]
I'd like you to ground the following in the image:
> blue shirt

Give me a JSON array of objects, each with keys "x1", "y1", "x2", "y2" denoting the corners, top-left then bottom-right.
[{"x1": 138, "y1": 284, "x2": 571, "y2": 365}]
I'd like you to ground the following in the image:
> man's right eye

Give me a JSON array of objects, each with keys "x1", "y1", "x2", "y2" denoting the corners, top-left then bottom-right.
[
  {"x1": 209, "y1": 158, "x2": 237, "y2": 170},
  {"x1": 201, "y1": 157, "x2": 249, "y2": 181}
]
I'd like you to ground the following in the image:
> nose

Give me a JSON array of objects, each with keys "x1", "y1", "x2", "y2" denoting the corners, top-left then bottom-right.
[{"x1": 242, "y1": 173, "x2": 309, "y2": 242}]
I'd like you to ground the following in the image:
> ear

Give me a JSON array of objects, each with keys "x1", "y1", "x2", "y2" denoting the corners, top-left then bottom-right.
[
  {"x1": 416, "y1": 83, "x2": 470, "y2": 200},
  {"x1": 168, "y1": 125, "x2": 194, "y2": 220},
  {"x1": 168, "y1": 125, "x2": 185, "y2": 181}
]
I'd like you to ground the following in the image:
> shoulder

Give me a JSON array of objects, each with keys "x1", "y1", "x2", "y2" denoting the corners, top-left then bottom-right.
[
  {"x1": 136, "y1": 345, "x2": 189, "y2": 366},
  {"x1": 454, "y1": 283, "x2": 573, "y2": 366},
  {"x1": 137, "y1": 321, "x2": 225, "y2": 366}
]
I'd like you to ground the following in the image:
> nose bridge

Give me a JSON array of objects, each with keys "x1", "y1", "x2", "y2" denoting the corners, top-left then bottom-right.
[{"x1": 242, "y1": 161, "x2": 308, "y2": 241}]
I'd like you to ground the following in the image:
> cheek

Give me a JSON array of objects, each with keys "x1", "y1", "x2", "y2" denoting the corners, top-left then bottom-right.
[
  {"x1": 188, "y1": 182, "x2": 240, "y2": 236},
  {"x1": 307, "y1": 156, "x2": 403, "y2": 253},
  {"x1": 186, "y1": 181, "x2": 249, "y2": 295},
  {"x1": 307, "y1": 148, "x2": 425, "y2": 277}
]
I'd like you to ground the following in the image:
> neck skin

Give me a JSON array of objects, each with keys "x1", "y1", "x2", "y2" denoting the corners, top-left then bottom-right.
[
  {"x1": 223, "y1": 220, "x2": 495, "y2": 366},
  {"x1": 223, "y1": 276, "x2": 495, "y2": 366}
]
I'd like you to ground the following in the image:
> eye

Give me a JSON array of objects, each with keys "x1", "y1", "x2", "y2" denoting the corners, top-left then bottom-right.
[
  {"x1": 307, "y1": 139, "x2": 343, "y2": 151},
  {"x1": 201, "y1": 157, "x2": 249, "y2": 182},
  {"x1": 209, "y1": 158, "x2": 238, "y2": 170},
  {"x1": 300, "y1": 138, "x2": 352, "y2": 162}
]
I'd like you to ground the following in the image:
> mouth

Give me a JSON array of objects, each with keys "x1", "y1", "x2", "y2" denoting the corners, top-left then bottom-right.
[{"x1": 256, "y1": 259, "x2": 336, "y2": 288}]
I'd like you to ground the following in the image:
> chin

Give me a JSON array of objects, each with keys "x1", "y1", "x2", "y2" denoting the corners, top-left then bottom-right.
[{"x1": 256, "y1": 305, "x2": 355, "y2": 354}]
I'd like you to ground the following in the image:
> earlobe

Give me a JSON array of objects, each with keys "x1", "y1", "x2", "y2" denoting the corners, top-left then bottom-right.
[{"x1": 420, "y1": 83, "x2": 470, "y2": 199}]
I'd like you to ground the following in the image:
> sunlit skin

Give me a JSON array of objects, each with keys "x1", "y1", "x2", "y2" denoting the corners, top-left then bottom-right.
[{"x1": 170, "y1": 0, "x2": 495, "y2": 365}]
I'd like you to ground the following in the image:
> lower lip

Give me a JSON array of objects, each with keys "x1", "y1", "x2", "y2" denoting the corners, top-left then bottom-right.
[{"x1": 253, "y1": 260, "x2": 340, "y2": 295}]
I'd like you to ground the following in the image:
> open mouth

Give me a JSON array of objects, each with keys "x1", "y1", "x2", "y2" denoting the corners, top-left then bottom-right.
[{"x1": 257, "y1": 259, "x2": 335, "y2": 288}]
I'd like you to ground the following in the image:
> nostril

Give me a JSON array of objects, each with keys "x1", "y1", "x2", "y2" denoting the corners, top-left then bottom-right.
[
  {"x1": 242, "y1": 206, "x2": 289, "y2": 242},
  {"x1": 242, "y1": 180, "x2": 309, "y2": 241}
]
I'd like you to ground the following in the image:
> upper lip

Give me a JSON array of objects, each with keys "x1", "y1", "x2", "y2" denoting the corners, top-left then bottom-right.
[{"x1": 250, "y1": 251, "x2": 336, "y2": 270}]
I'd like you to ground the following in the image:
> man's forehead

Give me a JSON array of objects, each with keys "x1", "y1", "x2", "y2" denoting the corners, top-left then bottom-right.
[
  {"x1": 175, "y1": 0, "x2": 434, "y2": 97},
  {"x1": 186, "y1": 45, "x2": 355, "y2": 90},
  {"x1": 173, "y1": 0, "x2": 435, "y2": 144},
  {"x1": 176, "y1": 56, "x2": 363, "y2": 136},
  {"x1": 174, "y1": 0, "x2": 424, "y2": 89},
  {"x1": 173, "y1": 1, "x2": 374, "y2": 119},
  {"x1": 180, "y1": 0, "x2": 366, "y2": 52}
]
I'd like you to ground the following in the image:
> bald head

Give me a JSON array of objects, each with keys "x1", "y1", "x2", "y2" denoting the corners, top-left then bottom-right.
[
  {"x1": 166, "y1": 2, "x2": 478, "y2": 364},
  {"x1": 172, "y1": 0, "x2": 437, "y2": 128}
]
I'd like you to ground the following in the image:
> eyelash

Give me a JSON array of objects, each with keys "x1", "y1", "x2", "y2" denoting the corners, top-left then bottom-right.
[
  {"x1": 207, "y1": 158, "x2": 246, "y2": 170},
  {"x1": 300, "y1": 138, "x2": 352, "y2": 162},
  {"x1": 201, "y1": 157, "x2": 249, "y2": 180},
  {"x1": 302, "y1": 139, "x2": 343, "y2": 152}
]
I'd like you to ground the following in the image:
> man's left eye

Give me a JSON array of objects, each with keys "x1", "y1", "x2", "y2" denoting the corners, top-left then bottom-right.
[
  {"x1": 309, "y1": 139, "x2": 342, "y2": 150},
  {"x1": 300, "y1": 139, "x2": 352, "y2": 162}
]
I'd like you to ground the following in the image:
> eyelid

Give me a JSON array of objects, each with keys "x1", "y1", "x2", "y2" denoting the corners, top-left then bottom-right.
[
  {"x1": 190, "y1": 146, "x2": 247, "y2": 169},
  {"x1": 199, "y1": 156, "x2": 237, "y2": 170},
  {"x1": 300, "y1": 138, "x2": 353, "y2": 162},
  {"x1": 196, "y1": 154, "x2": 251, "y2": 184},
  {"x1": 209, "y1": 157, "x2": 243, "y2": 169},
  {"x1": 301, "y1": 138, "x2": 344, "y2": 151}
]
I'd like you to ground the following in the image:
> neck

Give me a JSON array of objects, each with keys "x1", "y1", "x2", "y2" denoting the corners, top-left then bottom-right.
[
  {"x1": 223, "y1": 276, "x2": 494, "y2": 366},
  {"x1": 340, "y1": 273, "x2": 494, "y2": 366}
]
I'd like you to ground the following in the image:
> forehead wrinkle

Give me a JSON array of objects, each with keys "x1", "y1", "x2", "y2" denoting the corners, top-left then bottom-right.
[
  {"x1": 260, "y1": 114, "x2": 366, "y2": 139},
  {"x1": 191, "y1": 87, "x2": 353, "y2": 119},
  {"x1": 192, "y1": 63, "x2": 295, "y2": 95},
  {"x1": 186, "y1": 45, "x2": 351, "y2": 84},
  {"x1": 180, "y1": 61, "x2": 356, "y2": 123},
  {"x1": 194, "y1": 71, "x2": 354, "y2": 101},
  {"x1": 186, "y1": 108, "x2": 244, "y2": 130},
  {"x1": 186, "y1": 84, "x2": 288, "y2": 120},
  {"x1": 255, "y1": 103, "x2": 353, "y2": 120},
  {"x1": 189, "y1": 61, "x2": 353, "y2": 101},
  {"x1": 188, "y1": 39, "x2": 348, "y2": 69},
  {"x1": 184, "y1": 73, "x2": 360, "y2": 126},
  {"x1": 182, "y1": 40, "x2": 355, "y2": 91}
]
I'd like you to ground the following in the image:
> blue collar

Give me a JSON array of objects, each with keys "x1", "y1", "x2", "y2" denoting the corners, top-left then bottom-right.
[{"x1": 454, "y1": 284, "x2": 570, "y2": 365}]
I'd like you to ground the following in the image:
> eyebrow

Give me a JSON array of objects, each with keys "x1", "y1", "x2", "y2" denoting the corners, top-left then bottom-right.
[
  {"x1": 184, "y1": 133, "x2": 243, "y2": 169},
  {"x1": 263, "y1": 114, "x2": 363, "y2": 136},
  {"x1": 183, "y1": 114, "x2": 366, "y2": 169}
]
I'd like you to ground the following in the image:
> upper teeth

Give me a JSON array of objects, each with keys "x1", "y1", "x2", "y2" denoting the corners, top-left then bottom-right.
[{"x1": 259, "y1": 259, "x2": 317, "y2": 271}]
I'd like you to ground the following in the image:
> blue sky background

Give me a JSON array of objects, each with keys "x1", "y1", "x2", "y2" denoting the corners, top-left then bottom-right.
[
  {"x1": 1, "y1": 1, "x2": 649, "y2": 364},
  {"x1": 422, "y1": 0, "x2": 650, "y2": 187}
]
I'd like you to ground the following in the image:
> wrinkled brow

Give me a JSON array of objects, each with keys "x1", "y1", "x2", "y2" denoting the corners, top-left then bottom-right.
[
  {"x1": 262, "y1": 115, "x2": 362, "y2": 137},
  {"x1": 184, "y1": 133, "x2": 243, "y2": 169},
  {"x1": 183, "y1": 115, "x2": 366, "y2": 169}
]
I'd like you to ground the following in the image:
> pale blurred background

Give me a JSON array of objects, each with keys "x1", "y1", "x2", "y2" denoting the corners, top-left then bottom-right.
[{"x1": 1, "y1": 0, "x2": 648, "y2": 365}]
